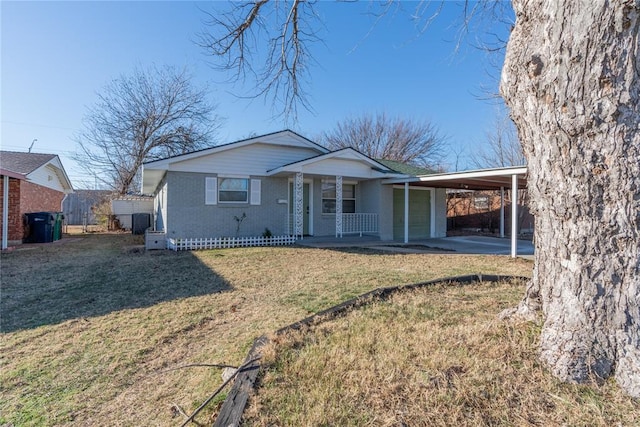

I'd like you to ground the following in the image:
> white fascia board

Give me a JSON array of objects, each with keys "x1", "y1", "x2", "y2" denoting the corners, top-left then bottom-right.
[
  {"x1": 418, "y1": 166, "x2": 527, "y2": 180},
  {"x1": 384, "y1": 166, "x2": 528, "y2": 185}
]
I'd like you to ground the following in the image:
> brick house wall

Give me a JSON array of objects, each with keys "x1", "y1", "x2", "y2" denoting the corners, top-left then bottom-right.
[
  {"x1": 447, "y1": 190, "x2": 534, "y2": 235},
  {"x1": 0, "y1": 177, "x2": 66, "y2": 242}
]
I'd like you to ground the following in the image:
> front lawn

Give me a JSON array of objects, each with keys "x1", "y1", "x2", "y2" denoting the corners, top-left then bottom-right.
[
  {"x1": 1, "y1": 233, "x2": 534, "y2": 425},
  {"x1": 248, "y1": 281, "x2": 639, "y2": 426}
]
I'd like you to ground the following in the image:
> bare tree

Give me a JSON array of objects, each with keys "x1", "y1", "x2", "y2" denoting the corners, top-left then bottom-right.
[
  {"x1": 472, "y1": 109, "x2": 528, "y2": 233},
  {"x1": 202, "y1": 1, "x2": 640, "y2": 397},
  {"x1": 473, "y1": 110, "x2": 525, "y2": 169},
  {"x1": 75, "y1": 65, "x2": 220, "y2": 195},
  {"x1": 322, "y1": 112, "x2": 445, "y2": 168}
]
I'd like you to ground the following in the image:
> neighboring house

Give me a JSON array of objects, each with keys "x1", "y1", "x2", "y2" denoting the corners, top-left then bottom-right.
[
  {"x1": 63, "y1": 189, "x2": 112, "y2": 225},
  {"x1": 0, "y1": 151, "x2": 74, "y2": 245},
  {"x1": 141, "y1": 130, "x2": 449, "y2": 243}
]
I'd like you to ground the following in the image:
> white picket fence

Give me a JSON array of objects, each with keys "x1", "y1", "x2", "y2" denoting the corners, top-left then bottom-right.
[{"x1": 167, "y1": 235, "x2": 297, "y2": 251}]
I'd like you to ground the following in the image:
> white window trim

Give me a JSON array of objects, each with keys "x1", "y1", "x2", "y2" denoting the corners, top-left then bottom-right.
[{"x1": 218, "y1": 176, "x2": 250, "y2": 204}]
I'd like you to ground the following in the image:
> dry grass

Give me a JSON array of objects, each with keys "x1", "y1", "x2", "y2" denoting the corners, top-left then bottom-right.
[
  {"x1": 246, "y1": 282, "x2": 639, "y2": 426},
  {"x1": 1, "y1": 232, "x2": 533, "y2": 426}
]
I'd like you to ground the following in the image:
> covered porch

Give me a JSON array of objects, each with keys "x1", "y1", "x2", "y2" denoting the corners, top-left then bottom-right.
[{"x1": 266, "y1": 148, "x2": 406, "y2": 239}]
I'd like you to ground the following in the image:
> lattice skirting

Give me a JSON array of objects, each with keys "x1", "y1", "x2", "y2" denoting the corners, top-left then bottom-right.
[{"x1": 166, "y1": 235, "x2": 297, "y2": 251}]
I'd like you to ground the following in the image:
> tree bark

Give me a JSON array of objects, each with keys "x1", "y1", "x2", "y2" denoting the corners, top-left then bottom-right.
[{"x1": 501, "y1": 1, "x2": 640, "y2": 397}]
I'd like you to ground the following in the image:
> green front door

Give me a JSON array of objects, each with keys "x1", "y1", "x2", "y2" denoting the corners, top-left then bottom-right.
[{"x1": 393, "y1": 188, "x2": 431, "y2": 240}]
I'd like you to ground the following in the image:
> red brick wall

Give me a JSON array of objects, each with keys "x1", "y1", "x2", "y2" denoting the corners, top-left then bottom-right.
[
  {"x1": 0, "y1": 177, "x2": 65, "y2": 243},
  {"x1": 447, "y1": 190, "x2": 534, "y2": 234},
  {"x1": 20, "y1": 180, "x2": 65, "y2": 214},
  {"x1": 0, "y1": 177, "x2": 23, "y2": 241}
]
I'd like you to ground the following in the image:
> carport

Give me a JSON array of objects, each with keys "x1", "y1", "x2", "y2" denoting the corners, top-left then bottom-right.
[{"x1": 386, "y1": 166, "x2": 528, "y2": 258}]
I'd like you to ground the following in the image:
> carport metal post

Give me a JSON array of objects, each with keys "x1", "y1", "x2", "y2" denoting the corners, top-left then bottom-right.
[
  {"x1": 500, "y1": 186, "x2": 505, "y2": 238},
  {"x1": 511, "y1": 174, "x2": 518, "y2": 258},
  {"x1": 404, "y1": 182, "x2": 409, "y2": 243}
]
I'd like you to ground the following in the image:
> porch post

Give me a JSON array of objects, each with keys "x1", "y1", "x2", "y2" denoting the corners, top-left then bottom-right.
[
  {"x1": 499, "y1": 186, "x2": 505, "y2": 238},
  {"x1": 404, "y1": 182, "x2": 409, "y2": 243},
  {"x1": 429, "y1": 188, "x2": 436, "y2": 238},
  {"x1": 2, "y1": 175, "x2": 8, "y2": 250},
  {"x1": 335, "y1": 175, "x2": 343, "y2": 238},
  {"x1": 511, "y1": 174, "x2": 518, "y2": 258},
  {"x1": 294, "y1": 172, "x2": 304, "y2": 239}
]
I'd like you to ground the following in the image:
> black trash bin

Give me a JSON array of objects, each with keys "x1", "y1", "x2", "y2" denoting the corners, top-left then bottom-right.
[{"x1": 24, "y1": 212, "x2": 55, "y2": 243}]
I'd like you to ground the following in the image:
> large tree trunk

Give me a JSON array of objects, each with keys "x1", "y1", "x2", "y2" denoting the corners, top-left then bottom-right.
[{"x1": 500, "y1": 1, "x2": 640, "y2": 397}]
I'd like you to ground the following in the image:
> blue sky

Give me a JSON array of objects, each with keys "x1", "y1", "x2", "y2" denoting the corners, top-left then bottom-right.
[{"x1": 1, "y1": 1, "x2": 513, "y2": 189}]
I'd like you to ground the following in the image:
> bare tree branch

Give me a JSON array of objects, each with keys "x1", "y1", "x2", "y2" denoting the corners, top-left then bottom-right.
[
  {"x1": 198, "y1": 1, "x2": 322, "y2": 122},
  {"x1": 74, "y1": 65, "x2": 221, "y2": 194},
  {"x1": 472, "y1": 109, "x2": 525, "y2": 169},
  {"x1": 322, "y1": 112, "x2": 446, "y2": 168},
  {"x1": 198, "y1": 1, "x2": 512, "y2": 121}
]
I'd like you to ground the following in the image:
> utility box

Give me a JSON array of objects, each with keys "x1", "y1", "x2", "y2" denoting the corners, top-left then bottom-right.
[
  {"x1": 132, "y1": 213, "x2": 151, "y2": 235},
  {"x1": 145, "y1": 229, "x2": 166, "y2": 250}
]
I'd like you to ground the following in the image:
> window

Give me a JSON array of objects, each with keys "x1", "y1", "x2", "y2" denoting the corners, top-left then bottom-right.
[
  {"x1": 219, "y1": 178, "x2": 249, "y2": 203},
  {"x1": 473, "y1": 195, "x2": 489, "y2": 210},
  {"x1": 322, "y1": 180, "x2": 356, "y2": 214}
]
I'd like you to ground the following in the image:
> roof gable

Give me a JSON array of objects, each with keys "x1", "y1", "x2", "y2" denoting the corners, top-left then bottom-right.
[
  {"x1": 266, "y1": 147, "x2": 408, "y2": 179},
  {"x1": 141, "y1": 130, "x2": 329, "y2": 193},
  {"x1": 0, "y1": 151, "x2": 73, "y2": 192},
  {"x1": 143, "y1": 129, "x2": 328, "y2": 169}
]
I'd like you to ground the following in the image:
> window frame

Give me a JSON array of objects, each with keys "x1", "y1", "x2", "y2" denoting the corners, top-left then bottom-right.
[
  {"x1": 473, "y1": 194, "x2": 490, "y2": 210},
  {"x1": 321, "y1": 180, "x2": 356, "y2": 214},
  {"x1": 218, "y1": 177, "x2": 250, "y2": 204}
]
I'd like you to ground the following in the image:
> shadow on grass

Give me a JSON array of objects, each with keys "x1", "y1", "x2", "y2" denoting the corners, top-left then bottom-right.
[{"x1": 0, "y1": 234, "x2": 232, "y2": 333}]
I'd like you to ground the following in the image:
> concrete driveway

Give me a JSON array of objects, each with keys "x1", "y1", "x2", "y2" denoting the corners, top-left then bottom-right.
[
  {"x1": 416, "y1": 236, "x2": 534, "y2": 256},
  {"x1": 298, "y1": 235, "x2": 534, "y2": 257}
]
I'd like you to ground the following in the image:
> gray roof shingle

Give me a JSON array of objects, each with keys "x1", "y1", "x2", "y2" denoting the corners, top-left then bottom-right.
[{"x1": 0, "y1": 151, "x2": 57, "y2": 176}]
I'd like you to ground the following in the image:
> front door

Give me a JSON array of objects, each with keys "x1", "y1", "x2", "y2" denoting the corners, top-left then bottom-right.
[{"x1": 289, "y1": 182, "x2": 310, "y2": 235}]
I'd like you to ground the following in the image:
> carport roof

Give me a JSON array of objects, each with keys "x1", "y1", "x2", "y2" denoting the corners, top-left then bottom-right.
[{"x1": 385, "y1": 166, "x2": 527, "y2": 190}]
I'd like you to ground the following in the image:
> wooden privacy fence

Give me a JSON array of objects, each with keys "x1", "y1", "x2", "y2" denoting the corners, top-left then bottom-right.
[{"x1": 167, "y1": 235, "x2": 297, "y2": 251}]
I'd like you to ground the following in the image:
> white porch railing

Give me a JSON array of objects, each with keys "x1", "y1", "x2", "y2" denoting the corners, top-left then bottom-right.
[{"x1": 341, "y1": 213, "x2": 378, "y2": 237}]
